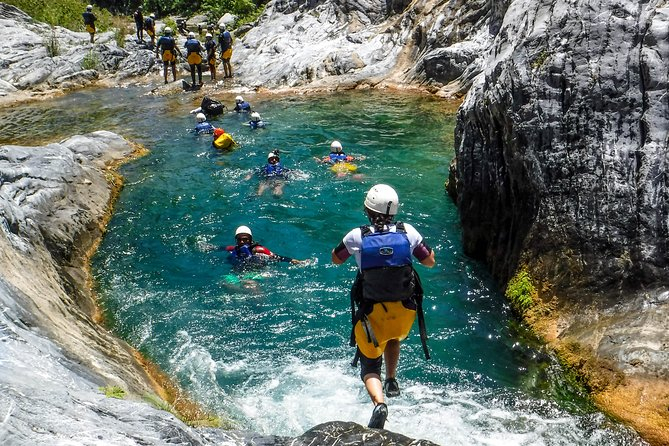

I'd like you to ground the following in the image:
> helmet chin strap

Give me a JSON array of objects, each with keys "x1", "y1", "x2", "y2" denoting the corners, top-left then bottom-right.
[{"x1": 385, "y1": 201, "x2": 393, "y2": 217}]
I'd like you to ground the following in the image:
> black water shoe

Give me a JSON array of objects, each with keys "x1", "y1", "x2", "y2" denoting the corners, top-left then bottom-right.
[
  {"x1": 367, "y1": 403, "x2": 388, "y2": 429},
  {"x1": 383, "y1": 378, "x2": 400, "y2": 397}
]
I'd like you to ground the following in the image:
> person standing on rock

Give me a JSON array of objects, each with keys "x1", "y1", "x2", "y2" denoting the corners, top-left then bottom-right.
[
  {"x1": 218, "y1": 24, "x2": 233, "y2": 78},
  {"x1": 184, "y1": 31, "x2": 204, "y2": 87},
  {"x1": 204, "y1": 33, "x2": 217, "y2": 82},
  {"x1": 331, "y1": 184, "x2": 435, "y2": 430},
  {"x1": 144, "y1": 14, "x2": 156, "y2": 48},
  {"x1": 82, "y1": 5, "x2": 97, "y2": 44},
  {"x1": 155, "y1": 27, "x2": 181, "y2": 84},
  {"x1": 133, "y1": 6, "x2": 144, "y2": 42}
]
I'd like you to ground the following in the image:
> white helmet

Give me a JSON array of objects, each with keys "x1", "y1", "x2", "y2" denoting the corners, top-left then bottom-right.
[
  {"x1": 196, "y1": 113, "x2": 206, "y2": 122},
  {"x1": 330, "y1": 140, "x2": 343, "y2": 151},
  {"x1": 163, "y1": 27, "x2": 172, "y2": 34},
  {"x1": 235, "y1": 95, "x2": 243, "y2": 103},
  {"x1": 235, "y1": 225, "x2": 252, "y2": 237},
  {"x1": 364, "y1": 184, "x2": 399, "y2": 216},
  {"x1": 188, "y1": 31, "x2": 195, "y2": 38},
  {"x1": 86, "y1": 5, "x2": 92, "y2": 11},
  {"x1": 205, "y1": 33, "x2": 213, "y2": 38},
  {"x1": 219, "y1": 24, "x2": 226, "y2": 30},
  {"x1": 150, "y1": 13, "x2": 155, "y2": 18},
  {"x1": 251, "y1": 112, "x2": 261, "y2": 122},
  {"x1": 267, "y1": 151, "x2": 279, "y2": 161}
]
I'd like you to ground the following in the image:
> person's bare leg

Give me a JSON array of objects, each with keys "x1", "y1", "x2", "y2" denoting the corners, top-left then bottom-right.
[
  {"x1": 384, "y1": 340, "x2": 400, "y2": 379},
  {"x1": 363, "y1": 373, "x2": 384, "y2": 405}
]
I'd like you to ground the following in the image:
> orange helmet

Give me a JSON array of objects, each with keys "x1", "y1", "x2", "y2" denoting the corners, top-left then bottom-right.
[{"x1": 213, "y1": 128, "x2": 226, "y2": 137}]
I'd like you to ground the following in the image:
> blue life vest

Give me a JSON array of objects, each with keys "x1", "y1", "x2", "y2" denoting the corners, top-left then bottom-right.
[
  {"x1": 185, "y1": 38, "x2": 201, "y2": 54},
  {"x1": 249, "y1": 120, "x2": 265, "y2": 129},
  {"x1": 328, "y1": 152, "x2": 347, "y2": 162},
  {"x1": 229, "y1": 244, "x2": 266, "y2": 269},
  {"x1": 263, "y1": 162, "x2": 285, "y2": 177},
  {"x1": 359, "y1": 223, "x2": 415, "y2": 302},
  {"x1": 195, "y1": 122, "x2": 214, "y2": 134},
  {"x1": 219, "y1": 31, "x2": 232, "y2": 51},
  {"x1": 157, "y1": 36, "x2": 175, "y2": 51},
  {"x1": 235, "y1": 101, "x2": 251, "y2": 112}
]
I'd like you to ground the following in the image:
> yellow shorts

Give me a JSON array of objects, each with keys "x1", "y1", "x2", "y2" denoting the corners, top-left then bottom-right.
[
  {"x1": 354, "y1": 300, "x2": 416, "y2": 359},
  {"x1": 162, "y1": 50, "x2": 175, "y2": 62},
  {"x1": 222, "y1": 48, "x2": 232, "y2": 59},
  {"x1": 187, "y1": 53, "x2": 202, "y2": 65},
  {"x1": 86, "y1": 25, "x2": 95, "y2": 34}
]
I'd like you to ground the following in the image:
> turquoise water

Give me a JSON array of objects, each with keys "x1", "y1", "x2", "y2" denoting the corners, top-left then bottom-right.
[{"x1": 1, "y1": 88, "x2": 642, "y2": 445}]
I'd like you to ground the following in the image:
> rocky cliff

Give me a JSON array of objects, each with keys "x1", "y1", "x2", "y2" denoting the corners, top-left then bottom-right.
[{"x1": 449, "y1": 1, "x2": 669, "y2": 444}]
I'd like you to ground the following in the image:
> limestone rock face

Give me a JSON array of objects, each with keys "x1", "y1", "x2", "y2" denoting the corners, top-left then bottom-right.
[
  {"x1": 231, "y1": 0, "x2": 500, "y2": 92},
  {"x1": 449, "y1": 0, "x2": 669, "y2": 394},
  {"x1": 0, "y1": 3, "x2": 156, "y2": 94}
]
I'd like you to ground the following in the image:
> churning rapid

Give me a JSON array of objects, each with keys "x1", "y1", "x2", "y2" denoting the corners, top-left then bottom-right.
[{"x1": 0, "y1": 87, "x2": 643, "y2": 445}]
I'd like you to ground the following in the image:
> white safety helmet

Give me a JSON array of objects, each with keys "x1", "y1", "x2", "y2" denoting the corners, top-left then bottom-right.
[
  {"x1": 364, "y1": 184, "x2": 399, "y2": 216},
  {"x1": 251, "y1": 112, "x2": 261, "y2": 122},
  {"x1": 267, "y1": 151, "x2": 279, "y2": 161},
  {"x1": 163, "y1": 27, "x2": 172, "y2": 34},
  {"x1": 235, "y1": 225, "x2": 252, "y2": 238},
  {"x1": 196, "y1": 112, "x2": 206, "y2": 122},
  {"x1": 150, "y1": 13, "x2": 155, "y2": 18},
  {"x1": 205, "y1": 33, "x2": 213, "y2": 38},
  {"x1": 219, "y1": 24, "x2": 226, "y2": 30},
  {"x1": 330, "y1": 140, "x2": 343, "y2": 152},
  {"x1": 235, "y1": 95, "x2": 243, "y2": 103},
  {"x1": 188, "y1": 31, "x2": 195, "y2": 38},
  {"x1": 86, "y1": 4, "x2": 92, "y2": 10}
]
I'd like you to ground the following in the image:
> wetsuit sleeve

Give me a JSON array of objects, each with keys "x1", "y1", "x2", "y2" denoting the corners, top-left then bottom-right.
[
  {"x1": 403, "y1": 223, "x2": 432, "y2": 261},
  {"x1": 332, "y1": 241, "x2": 351, "y2": 262},
  {"x1": 255, "y1": 245, "x2": 295, "y2": 262},
  {"x1": 412, "y1": 240, "x2": 433, "y2": 261},
  {"x1": 254, "y1": 245, "x2": 274, "y2": 256}
]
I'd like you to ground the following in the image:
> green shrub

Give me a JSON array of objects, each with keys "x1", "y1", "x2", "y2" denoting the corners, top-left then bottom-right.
[
  {"x1": 44, "y1": 27, "x2": 60, "y2": 57},
  {"x1": 100, "y1": 386, "x2": 126, "y2": 399},
  {"x1": 6, "y1": 0, "x2": 114, "y2": 32},
  {"x1": 505, "y1": 267, "x2": 537, "y2": 313},
  {"x1": 114, "y1": 27, "x2": 126, "y2": 48},
  {"x1": 82, "y1": 50, "x2": 100, "y2": 70}
]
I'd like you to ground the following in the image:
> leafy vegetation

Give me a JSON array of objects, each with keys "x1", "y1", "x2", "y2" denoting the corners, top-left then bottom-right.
[
  {"x1": 43, "y1": 27, "x2": 60, "y2": 57},
  {"x1": 100, "y1": 386, "x2": 126, "y2": 399},
  {"x1": 82, "y1": 49, "x2": 100, "y2": 69},
  {"x1": 5, "y1": 0, "x2": 115, "y2": 32},
  {"x1": 7, "y1": 0, "x2": 267, "y2": 34},
  {"x1": 505, "y1": 266, "x2": 537, "y2": 313}
]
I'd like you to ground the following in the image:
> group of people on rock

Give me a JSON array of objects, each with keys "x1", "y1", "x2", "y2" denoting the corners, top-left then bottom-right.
[
  {"x1": 154, "y1": 23, "x2": 234, "y2": 86},
  {"x1": 82, "y1": 5, "x2": 235, "y2": 86},
  {"x1": 192, "y1": 93, "x2": 436, "y2": 431}
]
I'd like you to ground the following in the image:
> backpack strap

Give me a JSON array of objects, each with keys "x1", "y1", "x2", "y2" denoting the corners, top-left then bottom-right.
[{"x1": 412, "y1": 266, "x2": 430, "y2": 360}]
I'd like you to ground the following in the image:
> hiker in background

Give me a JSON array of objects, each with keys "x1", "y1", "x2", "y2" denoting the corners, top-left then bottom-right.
[
  {"x1": 156, "y1": 27, "x2": 181, "y2": 84},
  {"x1": 82, "y1": 5, "x2": 97, "y2": 43},
  {"x1": 218, "y1": 24, "x2": 233, "y2": 78},
  {"x1": 133, "y1": 6, "x2": 144, "y2": 42},
  {"x1": 144, "y1": 13, "x2": 156, "y2": 47},
  {"x1": 204, "y1": 33, "x2": 217, "y2": 82}
]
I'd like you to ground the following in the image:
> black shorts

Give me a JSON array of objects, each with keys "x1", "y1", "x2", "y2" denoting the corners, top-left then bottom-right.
[{"x1": 358, "y1": 348, "x2": 382, "y2": 380}]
